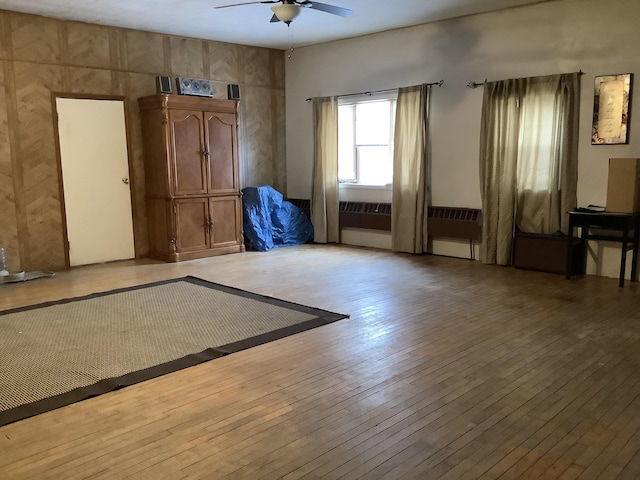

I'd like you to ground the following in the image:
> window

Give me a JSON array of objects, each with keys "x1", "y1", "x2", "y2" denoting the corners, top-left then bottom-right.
[
  {"x1": 479, "y1": 73, "x2": 579, "y2": 265},
  {"x1": 516, "y1": 90, "x2": 560, "y2": 193},
  {"x1": 338, "y1": 93, "x2": 397, "y2": 186}
]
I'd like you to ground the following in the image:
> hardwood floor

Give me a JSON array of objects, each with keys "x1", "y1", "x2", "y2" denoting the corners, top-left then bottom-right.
[{"x1": 1, "y1": 244, "x2": 640, "y2": 479}]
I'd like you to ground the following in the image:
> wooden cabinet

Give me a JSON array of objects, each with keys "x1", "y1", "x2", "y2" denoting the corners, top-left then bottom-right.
[
  {"x1": 139, "y1": 94, "x2": 244, "y2": 262},
  {"x1": 513, "y1": 231, "x2": 585, "y2": 275}
]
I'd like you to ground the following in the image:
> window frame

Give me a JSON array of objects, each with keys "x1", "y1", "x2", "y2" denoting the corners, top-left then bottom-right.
[{"x1": 338, "y1": 91, "x2": 398, "y2": 187}]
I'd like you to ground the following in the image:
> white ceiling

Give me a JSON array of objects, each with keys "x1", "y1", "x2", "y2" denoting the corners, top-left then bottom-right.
[{"x1": 0, "y1": 0, "x2": 555, "y2": 50}]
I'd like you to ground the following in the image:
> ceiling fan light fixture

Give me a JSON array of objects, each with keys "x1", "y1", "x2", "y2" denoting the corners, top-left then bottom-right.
[{"x1": 271, "y1": 4, "x2": 301, "y2": 23}]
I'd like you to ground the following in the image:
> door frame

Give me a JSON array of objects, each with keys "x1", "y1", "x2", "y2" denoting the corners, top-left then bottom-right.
[{"x1": 51, "y1": 93, "x2": 138, "y2": 268}]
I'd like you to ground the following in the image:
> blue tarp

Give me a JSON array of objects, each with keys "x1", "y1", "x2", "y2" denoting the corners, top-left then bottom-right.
[{"x1": 241, "y1": 186, "x2": 314, "y2": 252}]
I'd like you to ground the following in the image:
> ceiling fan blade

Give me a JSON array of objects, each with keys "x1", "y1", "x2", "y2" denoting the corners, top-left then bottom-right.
[
  {"x1": 214, "y1": 1, "x2": 278, "y2": 9},
  {"x1": 270, "y1": 13, "x2": 281, "y2": 23},
  {"x1": 298, "y1": 1, "x2": 352, "y2": 17}
]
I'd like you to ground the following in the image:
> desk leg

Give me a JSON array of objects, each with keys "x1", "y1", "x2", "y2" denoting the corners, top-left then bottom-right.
[
  {"x1": 632, "y1": 218, "x2": 640, "y2": 282},
  {"x1": 620, "y1": 226, "x2": 628, "y2": 288},
  {"x1": 566, "y1": 218, "x2": 574, "y2": 279}
]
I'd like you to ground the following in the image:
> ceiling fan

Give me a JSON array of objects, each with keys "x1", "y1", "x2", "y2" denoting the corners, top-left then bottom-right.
[{"x1": 215, "y1": 1, "x2": 353, "y2": 25}]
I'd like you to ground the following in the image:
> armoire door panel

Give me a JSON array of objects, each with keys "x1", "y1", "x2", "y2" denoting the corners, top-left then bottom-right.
[
  {"x1": 139, "y1": 108, "x2": 170, "y2": 198},
  {"x1": 170, "y1": 109, "x2": 207, "y2": 196},
  {"x1": 146, "y1": 198, "x2": 172, "y2": 256},
  {"x1": 175, "y1": 198, "x2": 210, "y2": 252},
  {"x1": 205, "y1": 113, "x2": 237, "y2": 192},
  {"x1": 210, "y1": 197, "x2": 241, "y2": 247}
]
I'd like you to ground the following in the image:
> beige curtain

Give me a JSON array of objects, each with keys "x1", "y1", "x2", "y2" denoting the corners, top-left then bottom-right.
[
  {"x1": 479, "y1": 73, "x2": 580, "y2": 265},
  {"x1": 516, "y1": 74, "x2": 580, "y2": 235},
  {"x1": 311, "y1": 96, "x2": 340, "y2": 243},
  {"x1": 392, "y1": 84, "x2": 430, "y2": 253}
]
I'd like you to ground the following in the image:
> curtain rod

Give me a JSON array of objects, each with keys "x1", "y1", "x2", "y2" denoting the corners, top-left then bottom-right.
[
  {"x1": 305, "y1": 80, "x2": 444, "y2": 102},
  {"x1": 466, "y1": 70, "x2": 585, "y2": 89}
]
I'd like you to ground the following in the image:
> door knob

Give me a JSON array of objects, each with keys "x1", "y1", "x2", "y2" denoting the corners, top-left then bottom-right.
[{"x1": 122, "y1": 177, "x2": 129, "y2": 184}]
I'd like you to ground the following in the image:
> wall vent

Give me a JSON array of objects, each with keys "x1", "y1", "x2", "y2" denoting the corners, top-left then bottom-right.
[
  {"x1": 285, "y1": 200, "x2": 482, "y2": 243},
  {"x1": 339, "y1": 202, "x2": 391, "y2": 231},
  {"x1": 286, "y1": 198, "x2": 311, "y2": 219},
  {"x1": 427, "y1": 206, "x2": 482, "y2": 241},
  {"x1": 285, "y1": 199, "x2": 391, "y2": 231}
]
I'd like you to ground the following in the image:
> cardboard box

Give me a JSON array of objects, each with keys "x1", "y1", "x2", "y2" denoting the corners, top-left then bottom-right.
[{"x1": 606, "y1": 158, "x2": 640, "y2": 213}]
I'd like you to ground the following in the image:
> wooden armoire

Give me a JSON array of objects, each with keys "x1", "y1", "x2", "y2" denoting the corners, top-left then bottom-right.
[{"x1": 138, "y1": 94, "x2": 245, "y2": 262}]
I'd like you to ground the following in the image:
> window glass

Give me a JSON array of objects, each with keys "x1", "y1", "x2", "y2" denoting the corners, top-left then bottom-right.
[
  {"x1": 338, "y1": 95, "x2": 396, "y2": 186},
  {"x1": 357, "y1": 146, "x2": 393, "y2": 185},
  {"x1": 355, "y1": 101, "x2": 391, "y2": 145},
  {"x1": 517, "y1": 91, "x2": 559, "y2": 192}
]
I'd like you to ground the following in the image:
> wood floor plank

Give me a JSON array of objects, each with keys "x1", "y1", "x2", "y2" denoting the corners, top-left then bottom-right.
[
  {"x1": 369, "y1": 343, "x2": 607, "y2": 479},
  {"x1": 2, "y1": 245, "x2": 640, "y2": 479}
]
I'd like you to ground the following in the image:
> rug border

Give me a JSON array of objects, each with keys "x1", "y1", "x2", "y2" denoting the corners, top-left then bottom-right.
[{"x1": 0, "y1": 277, "x2": 349, "y2": 427}]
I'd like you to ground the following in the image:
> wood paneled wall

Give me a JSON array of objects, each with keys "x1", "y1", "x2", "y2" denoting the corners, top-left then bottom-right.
[{"x1": 0, "y1": 10, "x2": 286, "y2": 272}]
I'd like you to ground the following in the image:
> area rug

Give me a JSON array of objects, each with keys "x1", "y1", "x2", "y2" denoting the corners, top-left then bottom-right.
[{"x1": 0, "y1": 276, "x2": 348, "y2": 427}]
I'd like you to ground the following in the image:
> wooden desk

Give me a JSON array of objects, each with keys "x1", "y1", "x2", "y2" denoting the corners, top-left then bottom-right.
[{"x1": 566, "y1": 211, "x2": 640, "y2": 287}]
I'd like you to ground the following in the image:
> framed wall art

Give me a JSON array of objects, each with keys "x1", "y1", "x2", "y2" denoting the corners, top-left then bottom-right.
[
  {"x1": 592, "y1": 73, "x2": 633, "y2": 145},
  {"x1": 175, "y1": 77, "x2": 214, "y2": 97}
]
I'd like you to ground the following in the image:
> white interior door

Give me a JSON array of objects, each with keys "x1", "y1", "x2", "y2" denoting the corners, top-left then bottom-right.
[{"x1": 56, "y1": 97, "x2": 135, "y2": 266}]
